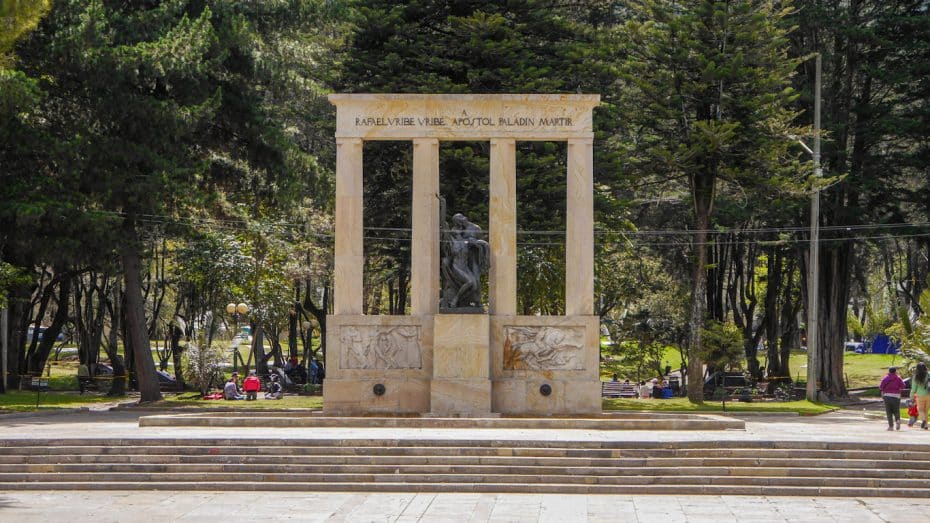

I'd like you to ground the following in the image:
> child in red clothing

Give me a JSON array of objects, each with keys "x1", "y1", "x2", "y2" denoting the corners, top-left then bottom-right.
[
  {"x1": 242, "y1": 371, "x2": 262, "y2": 401},
  {"x1": 908, "y1": 395, "x2": 919, "y2": 427}
]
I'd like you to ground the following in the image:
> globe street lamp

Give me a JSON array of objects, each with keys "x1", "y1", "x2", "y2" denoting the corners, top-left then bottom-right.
[{"x1": 226, "y1": 302, "x2": 249, "y2": 372}]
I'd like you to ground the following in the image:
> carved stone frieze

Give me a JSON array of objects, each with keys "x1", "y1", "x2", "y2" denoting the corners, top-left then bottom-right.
[
  {"x1": 340, "y1": 325, "x2": 422, "y2": 369},
  {"x1": 502, "y1": 326, "x2": 585, "y2": 370}
]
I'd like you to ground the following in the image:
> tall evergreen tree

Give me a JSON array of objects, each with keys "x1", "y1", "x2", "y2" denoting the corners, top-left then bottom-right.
[
  {"x1": 614, "y1": 0, "x2": 803, "y2": 400},
  {"x1": 789, "y1": 0, "x2": 930, "y2": 397},
  {"x1": 10, "y1": 0, "x2": 325, "y2": 400}
]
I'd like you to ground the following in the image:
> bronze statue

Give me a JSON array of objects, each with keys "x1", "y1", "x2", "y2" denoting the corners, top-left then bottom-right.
[{"x1": 439, "y1": 197, "x2": 490, "y2": 310}]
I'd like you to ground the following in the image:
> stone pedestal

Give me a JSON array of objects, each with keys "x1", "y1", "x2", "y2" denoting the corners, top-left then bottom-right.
[{"x1": 430, "y1": 314, "x2": 492, "y2": 416}]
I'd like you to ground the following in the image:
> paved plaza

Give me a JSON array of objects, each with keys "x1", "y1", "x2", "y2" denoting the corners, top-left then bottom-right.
[
  {"x1": 1, "y1": 490, "x2": 927, "y2": 522},
  {"x1": 1, "y1": 407, "x2": 927, "y2": 522}
]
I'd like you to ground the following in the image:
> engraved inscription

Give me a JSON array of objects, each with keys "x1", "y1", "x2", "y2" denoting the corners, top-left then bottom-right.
[
  {"x1": 340, "y1": 325, "x2": 422, "y2": 369},
  {"x1": 353, "y1": 113, "x2": 573, "y2": 129},
  {"x1": 503, "y1": 326, "x2": 585, "y2": 370}
]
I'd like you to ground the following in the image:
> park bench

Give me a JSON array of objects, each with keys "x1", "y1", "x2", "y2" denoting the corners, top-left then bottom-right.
[{"x1": 602, "y1": 381, "x2": 638, "y2": 398}]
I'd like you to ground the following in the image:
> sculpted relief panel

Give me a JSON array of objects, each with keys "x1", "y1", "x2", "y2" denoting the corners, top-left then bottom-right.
[
  {"x1": 340, "y1": 325, "x2": 422, "y2": 369},
  {"x1": 502, "y1": 326, "x2": 585, "y2": 371}
]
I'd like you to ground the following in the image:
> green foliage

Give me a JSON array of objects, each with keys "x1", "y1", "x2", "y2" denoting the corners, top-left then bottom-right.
[
  {"x1": 700, "y1": 320, "x2": 744, "y2": 371},
  {"x1": 895, "y1": 283, "x2": 930, "y2": 368},
  {"x1": 0, "y1": 0, "x2": 51, "y2": 63},
  {"x1": 847, "y1": 310, "x2": 865, "y2": 341},
  {"x1": 184, "y1": 338, "x2": 225, "y2": 397},
  {"x1": 614, "y1": 0, "x2": 804, "y2": 191}
]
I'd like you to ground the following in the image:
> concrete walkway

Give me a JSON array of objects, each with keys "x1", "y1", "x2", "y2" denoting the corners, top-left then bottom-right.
[
  {"x1": 1, "y1": 491, "x2": 928, "y2": 522},
  {"x1": 1, "y1": 408, "x2": 929, "y2": 522},
  {"x1": 0, "y1": 408, "x2": 916, "y2": 444}
]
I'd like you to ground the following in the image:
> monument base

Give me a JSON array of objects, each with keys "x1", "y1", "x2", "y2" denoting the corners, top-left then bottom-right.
[
  {"x1": 323, "y1": 378, "x2": 430, "y2": 415},
  {"x1": 430, "y1": 314, "x2": 492, "y2": 416},
  {"x1": 492, "y1": 378, "x2": 602, "y2": 415}
]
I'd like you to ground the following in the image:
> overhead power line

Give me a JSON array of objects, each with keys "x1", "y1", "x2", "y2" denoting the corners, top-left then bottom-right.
[{"x1": 90, "y1": 209, "x2": 930, "y2": 239}]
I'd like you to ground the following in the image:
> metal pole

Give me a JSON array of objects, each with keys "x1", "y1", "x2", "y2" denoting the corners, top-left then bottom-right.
[{"x1": 806, "y1": 54, "x2": 822, "y2": 402}]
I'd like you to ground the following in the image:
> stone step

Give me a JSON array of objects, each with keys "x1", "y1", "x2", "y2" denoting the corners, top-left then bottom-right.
[
  {"x1": 136, "y1": 415, "x2": 745, "y2": 431},
  {"x1": 0, "y1": 480, "x2": 922, "y2": 497},
  {"x1": 1, "y1": 462, "x2": 927, "y2": 479},
  {"x1": 4, "y1": 450, "x2": 929, "y2": 470},
  {"x1": 2, "y1": 438, "x2": 926, "y2": 452},
  {"x1": 1, "y1": 444, "x2": 927, "y2": 463},
  {"x1": 0, "y1": 472, "x2": 927, "y2": 490}
]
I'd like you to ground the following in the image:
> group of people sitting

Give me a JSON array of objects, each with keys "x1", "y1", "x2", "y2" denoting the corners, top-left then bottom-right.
[
  {"x1": 282, "y1": 356, "x2": 324, "y2": 385},
  {"x1": 611, "y1": 374, "x2": 675, "y2": 399},
  {"x1": 224, "y1": 370, "x2": 283, "y2": 400},
  {"x1": 641, "y1": 378, "x2": 674, "y2": 399}
]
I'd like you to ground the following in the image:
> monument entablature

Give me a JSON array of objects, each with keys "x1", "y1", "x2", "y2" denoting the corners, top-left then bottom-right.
[
  {"x1": 330, "y1": 93, "x2": 598, "y2": 141},
  {"x1": 324, "y1": 93, "x2": 601, "y2": 417}
]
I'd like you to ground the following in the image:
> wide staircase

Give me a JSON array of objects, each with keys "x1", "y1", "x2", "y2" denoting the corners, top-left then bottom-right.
[{"x1": 0, "y1": 437, "x2": 927, "y2": 496}]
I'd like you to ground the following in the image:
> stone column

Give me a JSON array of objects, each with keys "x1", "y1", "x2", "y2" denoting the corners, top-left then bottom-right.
[
  {"x1": 411, "y1": 139, "x2": 440, "y2": 315},
  {"x1": 334, "y1": 138, "x2": 364, "y2": 315},
  {"x1": 566, "y1": 139, "x2": 594, "y2": 316},
  {"x1": 489, "y1": 138, "x2": 517, "y2": 315}
]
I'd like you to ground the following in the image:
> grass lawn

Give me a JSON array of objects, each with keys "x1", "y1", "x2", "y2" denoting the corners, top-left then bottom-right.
[
  {"x1": 601, "y1": 345, "x2": 903, "y2": 391},
  {"x1": 602, "y1": 397, "x2": 835, "y2": 415},
  {"x1": 601, "y1": 345, "x2": 684, "y2": 381},
  {"x1": 158, "y1": 393, "x2": 323, "y2": 409},
  {"x1": 787, "y1": 351, "x2": 904, "y2": 389},
  {"x1": 0, "y1": 390, "x2": 117, "y2": 413}
]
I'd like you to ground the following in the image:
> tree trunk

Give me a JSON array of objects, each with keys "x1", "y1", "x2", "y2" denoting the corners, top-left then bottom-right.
[
  {"x1": 807, "y1": 243, "x2": 851, "y2": 398},
  {"x1": 26, "y1": 271, "x2": 71, "y2": 375},
  {"x1": 764, "y1": 249, "x2": 782, "y2": 377},
  {"x1": 301, "y1": 280, "x2": 328, "y2": 364},
  {"x1": 686, "y1": 171, "x2": 715, "y2": 402},
  {"x1": 251, "y1": 325, "x2": 266, "y2": 377},
  {"x1": 105, "y1": 278, "x2": 127, "y2": 396},
  {"x1": 170, "y1": 316, "x2": 186, "y2": 392},
  {"x1": 4, "y1": 280, "x2": 34, "y2": 390},
  {"x1": 288, "y1": 294, "x2": 299, "y2": 360},
  {"x1": 778, "y1": 256, "x2": 799, "y2": 379},
  {"x1": 396, "y1": 257, "x2": 409, "y2": 314},
  {"x1": 121, "y1": 222, "x2": 162, "y2": 402}
]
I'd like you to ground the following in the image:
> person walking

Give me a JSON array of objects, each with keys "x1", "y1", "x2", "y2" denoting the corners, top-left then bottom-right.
[
  {"x1": 914, "y1": 363, "x2": 930, "y2": 430},
  {"x1": 879, "y1": 366, "x2": 905, "y2": 431}
]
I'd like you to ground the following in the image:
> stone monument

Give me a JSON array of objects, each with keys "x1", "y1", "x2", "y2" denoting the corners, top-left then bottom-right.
[{"x1": 324, "y1": 94, "x2": 600, "y2": 416}]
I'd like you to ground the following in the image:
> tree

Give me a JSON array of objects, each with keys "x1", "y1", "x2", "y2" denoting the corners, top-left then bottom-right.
[
  {"x1": 614, "y1": 0, "x2": 803, "y2": 400},
  {"x1": 789, "y1": 0, "x2": 930, "y2": 397},
  {"x1": 8, "y1": 0, "x2": 330, "y2": 399}
]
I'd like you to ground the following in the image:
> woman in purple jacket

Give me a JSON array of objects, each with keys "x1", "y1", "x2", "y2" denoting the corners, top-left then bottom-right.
[{"x1": 879, "y1": 366, "x2": 906, "y2": 431}]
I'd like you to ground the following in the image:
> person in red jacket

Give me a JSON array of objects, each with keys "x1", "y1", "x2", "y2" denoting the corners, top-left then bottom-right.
[
  {"x1": 879, "y1": 366, "x2": 906, "y2": 431},
  {"x1": 242, "y1": 371, "x2": 262, "y2": 401}
]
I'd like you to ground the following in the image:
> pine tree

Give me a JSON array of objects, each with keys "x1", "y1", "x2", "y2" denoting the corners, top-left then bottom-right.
[{"x1": 614, "y1": 0, "x2": 803, "y2": 400}]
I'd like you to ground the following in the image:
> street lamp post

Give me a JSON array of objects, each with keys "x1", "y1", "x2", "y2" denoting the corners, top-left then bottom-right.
[
  {"x1": 793, "y1": 54, "x2": 822, "y2": 402},
  {"x1": 226, "y1": 302, "x2": 249, "y2": 373}
]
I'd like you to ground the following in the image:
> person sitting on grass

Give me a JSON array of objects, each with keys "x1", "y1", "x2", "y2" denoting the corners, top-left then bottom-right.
[
  {"x1": 224, "y1": 373, "x2": 244, "y2": 400},
  {"x1": 242, "y1": 371, "x2": 262, "y2": 401},
  {"x1": 264, "y1": 373, "x2": 283, "y2": 400},
  {"x1": 651, "y1": 378, "x2": 664, "y2": 399}
]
